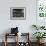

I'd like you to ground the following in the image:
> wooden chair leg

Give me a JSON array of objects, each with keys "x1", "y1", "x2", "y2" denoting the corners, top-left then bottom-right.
[
  {"x1": 15, "y1": 33, "x2": 18, "y2": 46},
  {"x1": 4, "y1": 33, "x2": 7, "y2": 46},
  {"x1": 17, "y1": 34, "x2": 18, "y2": 46},
  {"x1": 4, "y1": 41, "x2": 7, "y2": 46}
]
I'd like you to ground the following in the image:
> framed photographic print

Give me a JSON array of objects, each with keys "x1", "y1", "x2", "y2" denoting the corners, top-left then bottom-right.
[{"x1": 10, "y1": 7, "x2": 26, "y2": 20}]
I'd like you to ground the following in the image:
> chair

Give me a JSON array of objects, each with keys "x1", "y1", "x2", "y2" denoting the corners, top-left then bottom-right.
[
  {"x1": 18, "y1": 33, "x2": 30, "y2": 46},
  {"x1": 4, "y1": 27, "x2": 19, "y2": 46},
  {"x1": 4, "y1": 33, "x2": 18, "y2": 46}
]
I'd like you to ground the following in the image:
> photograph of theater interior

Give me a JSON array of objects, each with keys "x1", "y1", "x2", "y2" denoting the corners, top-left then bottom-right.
[{"x1": 0, "y1": 0, "x2": 46, "y2": 46}]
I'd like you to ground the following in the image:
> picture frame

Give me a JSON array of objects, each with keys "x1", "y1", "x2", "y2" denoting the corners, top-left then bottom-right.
[{"x1": 10, "y1": 7, "x2": 26, "y2": 20}]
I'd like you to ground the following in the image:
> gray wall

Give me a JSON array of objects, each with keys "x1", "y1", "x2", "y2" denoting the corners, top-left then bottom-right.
[
  {"x1": 0, "y1": 0, "x2": 37, "y2": 42},
  {"x1": 0, "y1": 0, "x2": 36, "y2": 34}
]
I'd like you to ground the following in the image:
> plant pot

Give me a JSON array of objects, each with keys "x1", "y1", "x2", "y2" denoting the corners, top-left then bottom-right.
[
  {"x1": 37, "y1": 39, "x2": 45, "y2": 44},
  {"x1": 40, "y1": 38, "x2": 45, "y2": 43},
  {"x1": 37, "y1": 39, "x2": 40, "y2": 43}
]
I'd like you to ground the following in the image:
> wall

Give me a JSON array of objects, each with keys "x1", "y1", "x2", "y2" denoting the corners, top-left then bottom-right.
[{"x1": 0, "y1": 0, "x2": 36, "y2": 42}]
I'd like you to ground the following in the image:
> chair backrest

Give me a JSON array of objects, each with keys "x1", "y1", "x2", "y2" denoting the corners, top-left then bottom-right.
[{"x1": 18, "y1": 33, "x2": 29, "y2": 42}]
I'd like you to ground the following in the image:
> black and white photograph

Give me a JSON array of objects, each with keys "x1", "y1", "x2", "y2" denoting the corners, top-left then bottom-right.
[{"x1": 10, "y1": 7, "x2": 26, "y2": 20}]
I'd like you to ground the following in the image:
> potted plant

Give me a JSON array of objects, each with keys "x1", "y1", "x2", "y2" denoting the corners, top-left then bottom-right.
[
  {"x1": 32, "y1": 25, "x2": 39, "y2": 30},
  {"x1": 32, "y1": 24, "x2": 45, "y2": 30},
  {"x1": 33, "y1": 32, "x2": 46, "y2": 43}
]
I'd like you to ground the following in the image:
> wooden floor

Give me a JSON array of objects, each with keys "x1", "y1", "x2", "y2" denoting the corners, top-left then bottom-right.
[{"x1": 0, "y1": 42, "x2": 46, "y2": 46}]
